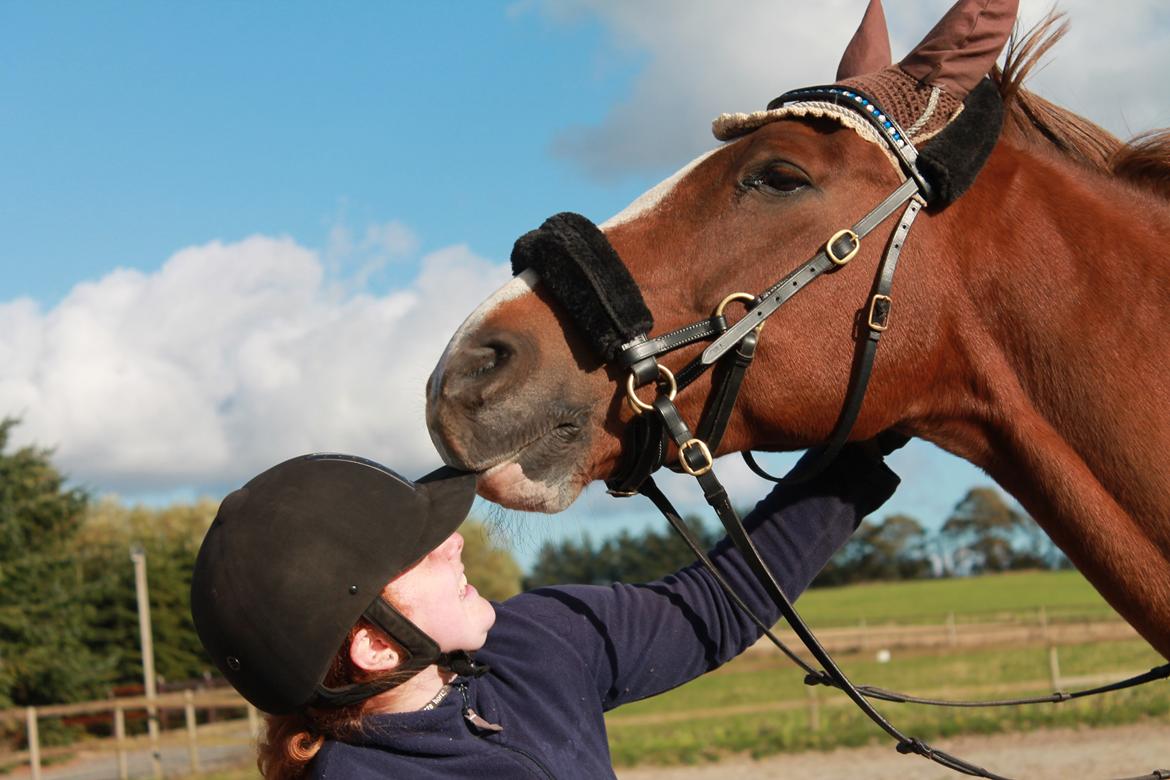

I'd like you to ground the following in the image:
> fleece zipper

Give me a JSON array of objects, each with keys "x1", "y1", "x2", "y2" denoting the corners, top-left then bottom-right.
[{"x1": 458, "y1": 682, "x2": 556, "y2": 780}]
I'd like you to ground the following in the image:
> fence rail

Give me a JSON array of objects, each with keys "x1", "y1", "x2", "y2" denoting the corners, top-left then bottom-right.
[
  {"x1": 0, "y1": 614, "x2": 1145, "y2": 779},
  {"x1": 605, "y1": 669, "x2": 1146, "y2": 728},
  {"x1": 2, "y1": 689, "x2": 260, "y2": 780},
  {"x1": 750, "y1": 612, "x2": 1139, "y2": 654}
]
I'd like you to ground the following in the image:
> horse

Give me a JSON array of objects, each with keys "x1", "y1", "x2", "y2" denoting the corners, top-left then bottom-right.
[{"x1": 426, "y1": 0, "x2": 1170, "y2": 662}]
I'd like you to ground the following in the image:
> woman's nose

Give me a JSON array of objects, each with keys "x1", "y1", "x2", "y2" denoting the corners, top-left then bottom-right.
[{"x1": 438, "y1": 531, "x2": 464, "y2": 559}]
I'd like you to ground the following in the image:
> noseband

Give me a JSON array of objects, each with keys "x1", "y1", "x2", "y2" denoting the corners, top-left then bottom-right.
[{"x1": 510, "y1": 81, "x2": 1170, "y2": 780}]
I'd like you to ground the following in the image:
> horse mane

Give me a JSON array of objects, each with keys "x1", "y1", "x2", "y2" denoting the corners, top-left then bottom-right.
[{"x1": 993, "y1": 13, "x2": 1170, "y2": 201}]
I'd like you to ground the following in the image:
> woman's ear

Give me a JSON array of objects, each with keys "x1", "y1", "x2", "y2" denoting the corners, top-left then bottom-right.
[{"x1": 349, "y1": 626, "x2": 402, "y2": 672}]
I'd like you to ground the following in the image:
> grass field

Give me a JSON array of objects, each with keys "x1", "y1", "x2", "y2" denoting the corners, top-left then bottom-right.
[
  {"x1": 796, "y1": 569, "x2": 1116, "y2": 627},
  {"x1": 603, "y1": 571, "x2": 1166, "y2": 766},
  {"x1": 604, "y1": 637, "x2": 1168, "y2": 766}
]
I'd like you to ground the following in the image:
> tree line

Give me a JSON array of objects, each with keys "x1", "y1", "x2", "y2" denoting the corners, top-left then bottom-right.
[{"x1": 525, "y1": 487, "x2": 1069, "y2": 590}]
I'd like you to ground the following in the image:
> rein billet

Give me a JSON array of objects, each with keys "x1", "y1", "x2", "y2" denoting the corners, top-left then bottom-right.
[{"x1": 510, "y1": 84, "x2": 1170, "y2": 780}]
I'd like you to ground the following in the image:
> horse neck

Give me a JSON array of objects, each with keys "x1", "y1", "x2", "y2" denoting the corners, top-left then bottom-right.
[{"x1": 910, "y1": 140, "x2": 1170, "y2": 656}]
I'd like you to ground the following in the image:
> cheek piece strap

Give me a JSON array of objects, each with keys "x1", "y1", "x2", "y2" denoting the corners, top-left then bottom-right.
[{"x1": 510, "y1": 211, "x2": 654, "y2": 362}]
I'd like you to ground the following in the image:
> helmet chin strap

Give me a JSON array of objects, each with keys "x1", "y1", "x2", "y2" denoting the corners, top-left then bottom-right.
[{"x1": 312, "y1": 597, "x2": 488, "y2": 709}]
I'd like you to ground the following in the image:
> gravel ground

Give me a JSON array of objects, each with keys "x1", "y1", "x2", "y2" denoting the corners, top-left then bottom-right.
[{"x1": 616, "y1": 723, "x2": 1169, "y2": 780}]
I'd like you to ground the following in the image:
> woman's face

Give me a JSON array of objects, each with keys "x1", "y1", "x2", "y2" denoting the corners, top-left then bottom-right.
[{"x1": 385, "y1": 531, "x2": 497, "y2": 654}]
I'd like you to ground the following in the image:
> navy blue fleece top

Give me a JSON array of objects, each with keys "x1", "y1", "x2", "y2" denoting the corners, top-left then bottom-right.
[{"x1": 311, "y1": 452, "x2": 898, "y2": 778}]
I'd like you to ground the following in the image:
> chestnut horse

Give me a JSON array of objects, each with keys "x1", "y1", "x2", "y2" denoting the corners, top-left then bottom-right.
[{"x1": 427, "y1": 1, "x2": 1170, "y2": 661}]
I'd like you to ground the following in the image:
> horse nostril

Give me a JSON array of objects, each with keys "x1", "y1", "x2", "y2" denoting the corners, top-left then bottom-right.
[
  {"x1": 456, "y1": 336, "x2": 512, "y2": 383},
  {"x1": 466, "y1": 338, "x2": 514, "y2": 380},
  {"x1": 438, "y1": 329, "x2": 531, "y2": 410}
]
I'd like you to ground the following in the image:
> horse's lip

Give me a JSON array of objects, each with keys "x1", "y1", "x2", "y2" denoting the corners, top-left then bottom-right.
[{"x1": 464, "y1": 420, "x2": 581, "y2": 474}]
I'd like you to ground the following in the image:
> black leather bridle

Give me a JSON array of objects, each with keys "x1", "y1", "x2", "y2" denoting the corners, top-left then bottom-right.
[{"x1": 510, "y1": 82, "x2": 1170, "y2": 780}]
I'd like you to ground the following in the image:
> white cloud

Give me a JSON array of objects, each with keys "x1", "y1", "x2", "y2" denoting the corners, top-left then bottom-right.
[
  {"x1": 537, "y1": 0, "x2": 1170, "y2": 180},
  {"x1": 0, "y1": 233, "x2": 510, "y2": 495},
  {"x1": 326, "y1": 218, "x2": 421, "y2": 291}
]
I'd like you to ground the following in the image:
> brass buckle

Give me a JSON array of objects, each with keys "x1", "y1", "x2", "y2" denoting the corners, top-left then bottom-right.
[
  {"x1": 867, "y1": 294, "x2": 892, "y2": 332},
  {"x1": 826, "y1": 229, "x2": 860, "y2": 266},
  {"x1": 626, "y1": 364, "x2": 677, "y2": 415},
  {"x1": 679, "y1": 438, "x2": 713, "y2": 476},
  {"x1": 714, "y1": 291, "x2": 765, "y2": 334}
]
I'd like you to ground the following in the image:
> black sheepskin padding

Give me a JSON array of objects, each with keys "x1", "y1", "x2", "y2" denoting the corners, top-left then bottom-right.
[
  {"x1": 511, "y1": 212, "x2": 653, "y2": 361},
  {"x1": 918, "y1": 78, "x2": 1004, "y2": 207}
]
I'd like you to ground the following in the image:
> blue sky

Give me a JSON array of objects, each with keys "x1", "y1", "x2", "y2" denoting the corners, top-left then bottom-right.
[
  {"x1": 0, "y1": 3, "x2": 646, "y2": 302},
  {"x1": 2, "y1": 1, "x2": 1168, "y2": 571}
]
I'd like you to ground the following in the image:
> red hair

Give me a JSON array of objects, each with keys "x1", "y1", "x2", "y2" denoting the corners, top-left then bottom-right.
[{"x1": 256, "y1": 616, "x2": 415, "y2": 779}]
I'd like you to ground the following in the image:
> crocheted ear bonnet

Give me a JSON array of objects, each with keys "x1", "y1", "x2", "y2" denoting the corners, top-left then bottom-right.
[{"x1": 712, "y1": 0, "x2": 1018, "y2": 197}]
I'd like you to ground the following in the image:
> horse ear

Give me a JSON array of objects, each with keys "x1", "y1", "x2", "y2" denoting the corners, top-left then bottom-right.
[
  {"x1": 899, "y1": 0, "x2": 1019, "y2": 100},
  {"x1": 836, "y1": 0, "x2": 892, "y2": 80}
]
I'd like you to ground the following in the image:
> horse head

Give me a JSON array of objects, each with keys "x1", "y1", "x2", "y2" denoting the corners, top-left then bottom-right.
[{"x1": 428, "y1": 0, "x2": 1017, "y2": 513}]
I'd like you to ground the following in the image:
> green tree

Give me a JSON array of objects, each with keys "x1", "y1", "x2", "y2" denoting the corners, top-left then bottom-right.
[
  {"x1": 815, "y1": 513, "x2": 932, "y2": 585},
  {"x1": 941, "y1": 487, "x2": 1041, "y2": 574},
  {"x1": 75, "y1": 498, "x2": 218, "y2": 686},
  {"x1": 523, "y1": 516, "x2": 716, "y2": 589},
  {"x1": 0, "y1": 419, "x2": 110, "y2": 707}
]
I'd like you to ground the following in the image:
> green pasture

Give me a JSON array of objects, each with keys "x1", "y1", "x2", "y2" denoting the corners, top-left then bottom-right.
[
  {"x1": 602, "y1": 571, "x2": 1164, "y2": 765},
  {"x1": 796, "y1": 569, "x2": 1116, "y2": 627},
  {"x1": 605, "y1": 637, "x2": 1168, "y2": 766}
]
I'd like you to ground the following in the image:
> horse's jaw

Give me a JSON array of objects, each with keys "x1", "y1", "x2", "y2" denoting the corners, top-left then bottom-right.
[
  {"x1": 476, "y1": 462, "x2": 583, "y2": 513},
  {"x1": 429, "y1": 399, "x2": 594, "y2": 512}
]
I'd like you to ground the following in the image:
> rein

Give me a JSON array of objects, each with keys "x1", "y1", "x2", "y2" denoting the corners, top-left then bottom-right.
[{"x1": 510, "y1": 83, "x2": 1169, "y2": 780}]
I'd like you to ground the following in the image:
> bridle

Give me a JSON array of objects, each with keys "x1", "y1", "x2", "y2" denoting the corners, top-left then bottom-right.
[{"x1": 510, "y1": 82, "x2": 1169, "y2": 780}]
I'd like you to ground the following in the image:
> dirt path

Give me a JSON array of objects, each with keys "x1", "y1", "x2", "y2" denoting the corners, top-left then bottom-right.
[{"x1": 616, "y1": 723, "x2": 1169, "y2": 779}]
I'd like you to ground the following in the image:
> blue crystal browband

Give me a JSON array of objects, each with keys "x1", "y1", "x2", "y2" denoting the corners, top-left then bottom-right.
[{"x1": 767, "y1": 86, "x2": 927, "y2": 192}]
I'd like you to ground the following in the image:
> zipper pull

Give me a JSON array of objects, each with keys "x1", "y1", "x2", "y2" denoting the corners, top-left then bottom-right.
[{"x1": 457, "y1": 682, "x2": 503, "y2": 733}]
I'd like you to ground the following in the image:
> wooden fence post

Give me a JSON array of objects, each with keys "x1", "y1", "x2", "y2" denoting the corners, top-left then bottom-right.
[
  {"x1": 185, "y1": 690, "x2": 201, "y2": 773},
  {"x1": 248, "y1": 704, "x2": 260, "y2": 738},
  {"x1": 805, "y1": 685, "x2": 821, "y2": 733},
  {"x1": 1048, "y1": 644, "x2": 1063, "y2": 690},
  {"x1": 946, "y1": 612, "x2": 958, "y2": 646},
  {"x1": 115, "y1": 703, "x2": 129, "y2": 780},
  {"x1": 26, "y1": 706, "x2": 41, "y2": 780}
]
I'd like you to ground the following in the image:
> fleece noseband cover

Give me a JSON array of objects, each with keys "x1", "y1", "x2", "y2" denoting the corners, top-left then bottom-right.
[{"x1": 510, "y1": 212, "x2": 654, "y2": 361}]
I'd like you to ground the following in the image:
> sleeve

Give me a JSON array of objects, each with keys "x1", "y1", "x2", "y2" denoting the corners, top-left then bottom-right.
[{"x1": 504, "y1": 445, "x2": 899, "y2": 710}]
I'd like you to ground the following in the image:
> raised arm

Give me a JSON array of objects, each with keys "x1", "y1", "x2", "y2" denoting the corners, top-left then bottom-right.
[{"x1": 503, "y1": 445, "x2": 898, "y2": 709}]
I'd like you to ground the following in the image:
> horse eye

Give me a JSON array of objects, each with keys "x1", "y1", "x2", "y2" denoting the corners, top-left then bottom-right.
[{"x1": 745, "y1": 165, "x2": 809, "y2": 196}]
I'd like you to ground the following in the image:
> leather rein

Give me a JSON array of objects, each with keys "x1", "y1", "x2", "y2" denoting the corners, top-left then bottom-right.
[{"x1": 513, "y1": 85, "x2": 1169, "y2": 780}]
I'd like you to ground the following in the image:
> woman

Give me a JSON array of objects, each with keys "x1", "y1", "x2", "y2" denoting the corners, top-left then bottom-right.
[{"x1": 190, "y1": 444, "x2": 898, "y2": 778}]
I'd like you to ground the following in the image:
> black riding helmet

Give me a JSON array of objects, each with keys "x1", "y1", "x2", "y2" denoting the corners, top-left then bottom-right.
[{"x1": 190, "y1": 453, "x2": 478, "y2": 715}]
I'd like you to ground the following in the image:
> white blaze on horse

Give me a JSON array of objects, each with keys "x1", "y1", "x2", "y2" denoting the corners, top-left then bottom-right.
[{"x1": 427, "y1": 0, "x2": 1170, "y2": 662}]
